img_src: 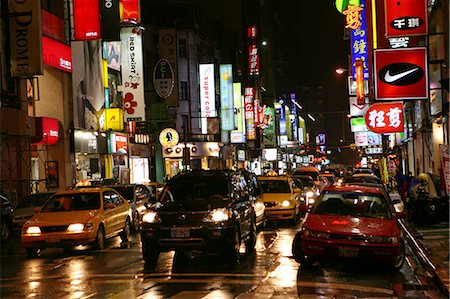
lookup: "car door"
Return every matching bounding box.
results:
[109,191,129,235]
[231,174,252,239]
[135,185,151,216]
[102,190,118,237]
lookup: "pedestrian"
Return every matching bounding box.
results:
[394,167,409,203]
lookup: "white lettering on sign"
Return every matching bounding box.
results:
[105,0,113,8]
[386,107,402,128]
[368,110,386,128]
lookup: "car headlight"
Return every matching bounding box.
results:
[67,223,85,233]
[26,226,41,234]
[142,211,161,223]
[202,208,232,223]
[302,229,330,239]
[306,191,314,198]
[281,200,291,207]
[370,236,398,244]
[308,198,315,205]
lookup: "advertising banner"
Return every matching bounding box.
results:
[100,0,120,41]
[350,0,369,80]
[385,0,427,37]
[262,107,276,147]
[374,47,428,100]
[73,0,101,40]
[199,64,216,134]
[72,40,104,130]
[244,87,256,140]
[365,102,404,134]
[9,0,43,77]
[121,27,145,121]
[350,117,368,132]
[106,42,121,71]
[219,64,235,131]
[42,36,72,72]
[354,131,382,147]
[231,83,245,143]
[121,0,140,22]
[102,108,124,131]
[158,29,178,107]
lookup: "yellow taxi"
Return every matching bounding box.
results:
[258,174,303,222]
[21,187,131,257]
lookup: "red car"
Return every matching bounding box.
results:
[292,185,406,270]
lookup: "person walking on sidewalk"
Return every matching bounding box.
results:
[395,167,410,204]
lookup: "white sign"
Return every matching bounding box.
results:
[349,97,369,117]
[365,147,383,154]
[121,27,145,122]
[199,64,216,134]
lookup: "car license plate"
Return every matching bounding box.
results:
[46,235,60,243]
[171,227,190,238]
[338,247,359,257]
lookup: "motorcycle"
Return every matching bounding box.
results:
[409,186,449,226]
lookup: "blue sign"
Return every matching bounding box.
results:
[290,93,297,140]
[279,98,286,135]
[351,0,369,80]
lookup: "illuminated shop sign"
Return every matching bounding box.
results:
[343,4,363,29]
[350,0,369,81]
[219,64,235,131]
[350,117,368,132]
[73,130,108,154]
[73,0,101,40]
[31,117,59,145]
[365,102,404,134]
[102,108,123,131]
[248,26,259,76]
[121,27,145,121]
[121,0,140,22]
[374,47,428,100]
[385,0,427,38]
[200,64,216,134]
[41,10,64,42]
[244,87,256,140]
[231,83,245,143]
[110,132,128,154]
[159,128,179,147]
[42,36,72,72]
[354,131,381,147]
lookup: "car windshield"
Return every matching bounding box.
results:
[298,178,314,187]
[109,186,133,201]
[16,193,54,208]
[294,171,318,180]
[40,193,101,212]
[312,192,391,219]
[345,176,382,184]
[260,180,291,193]
[160,177,230,204]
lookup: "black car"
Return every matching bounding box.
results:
[105,184,153,232]
[1,191,15,242]
[140,170,257,267]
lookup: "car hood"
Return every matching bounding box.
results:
[304,214,400,236]
[26,210,98,226]
[157,200,227,212]
[262,193,292,202]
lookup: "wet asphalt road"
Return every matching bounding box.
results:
[0,223,446,298]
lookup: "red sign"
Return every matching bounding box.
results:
[365,102,404,134]
[121,0,140,22]
[355,59,364,105]
[41,10,65,42]
[384,0,428,37]
[248,44,259,76]
[73,0,101,40]
[42,36,72,72]
[374,47,428,100]
[32,117,59,145]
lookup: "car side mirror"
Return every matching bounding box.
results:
[33,207,41,214]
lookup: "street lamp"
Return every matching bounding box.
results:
[335,67,347,75]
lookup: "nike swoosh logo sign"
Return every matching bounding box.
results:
[384,68,419,83]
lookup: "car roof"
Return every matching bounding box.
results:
[323,184,385,195]
[258,175,290,181]
[293,166,319,172]
[56,187,106,194]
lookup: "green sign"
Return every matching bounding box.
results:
[335,0,360,13]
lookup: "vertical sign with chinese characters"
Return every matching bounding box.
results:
[244,87,256,140]
[364,102,404,134]
[121,27,145,122]
[290,93,298,140]
[200,64,216,134]
[219,64,235,131]
[350,0,369,80]
[248,26,259,76]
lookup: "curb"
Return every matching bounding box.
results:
[400,219,449,297]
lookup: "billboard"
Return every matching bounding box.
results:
[365,102,404,134]
[42,36,72,72]
[231,83,245,143]
[384,0,427,37]
[199,64,216,134]
[121,27,145,122]
[219,64,235,131]
[244,87,256,140]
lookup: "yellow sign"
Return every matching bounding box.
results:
[343,4,363,29]
[103,108,124,131]
[159,128,179,147]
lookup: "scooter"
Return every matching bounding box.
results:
[409,186,437,226]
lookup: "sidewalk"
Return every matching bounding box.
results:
[392,192,450,297]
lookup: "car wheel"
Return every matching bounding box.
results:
[292,233,312,265]
[120,219,131,242]
[142,241,159,268]
[226,228,240,264]
[26,248,42,258]
[94,226,106,250]
[132,211,140,232]
[1,220,11,242]
[391,239,406,271]
[244,220,257,255]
